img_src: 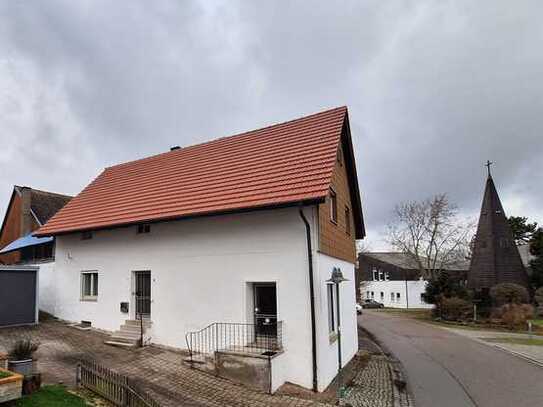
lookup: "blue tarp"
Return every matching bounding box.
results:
[0,234,53,254]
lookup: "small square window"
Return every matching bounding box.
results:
[391,292,395,302]
[81,231,93,240]
[137,224,151,234]
[329,189,338,224]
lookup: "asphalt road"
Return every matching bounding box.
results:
[359,310,543,407]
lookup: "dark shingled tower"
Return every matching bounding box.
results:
[468,164,528,290]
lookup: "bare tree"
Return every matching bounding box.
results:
[387,194,474,279]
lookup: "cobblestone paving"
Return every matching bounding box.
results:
[0,321,327,407]
[343,355,393,407]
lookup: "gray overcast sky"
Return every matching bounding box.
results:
[1,0,542,249]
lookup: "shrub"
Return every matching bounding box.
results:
[424,271,470,305]
[9,339,39,360]
[535,287,543,306]
[495,304,534,329]
[489,283,529,306]
[439,297,472,321]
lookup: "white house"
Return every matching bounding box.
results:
[35,106,366,393]
[357,252,468,309]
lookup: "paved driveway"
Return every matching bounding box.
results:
[0,321,324,407]
[359,311,543,407]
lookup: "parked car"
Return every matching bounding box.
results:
[356,303,363,315]
[362,299,384,309]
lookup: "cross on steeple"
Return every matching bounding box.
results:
[485,160,493,177]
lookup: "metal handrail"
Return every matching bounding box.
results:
[185,321,283,364]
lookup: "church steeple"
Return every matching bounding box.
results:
[468,165,528,290]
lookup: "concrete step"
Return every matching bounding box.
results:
[119,324,143,333]
[111,332,140,342]
[125,319,152,327]
[104,340,136,348]
[114,330,141,339]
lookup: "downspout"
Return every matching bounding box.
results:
[299,208,318,392]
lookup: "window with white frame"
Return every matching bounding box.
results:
[371,291,375,299]
[385,271,390,281]
[327,284,337,333]
[329,189,338,223]
[396,292,401,302]
[420,293,426,303]
[390,292,395,302]
[380,292,384,301]
[372,267,378,281]
[81,272,98,301]
[378,270,384,281]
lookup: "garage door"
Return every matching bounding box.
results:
[0,267,38,327]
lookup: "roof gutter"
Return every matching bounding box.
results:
[299,208,318,392]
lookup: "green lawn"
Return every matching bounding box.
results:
[530,319,543,328]
[11,385,88,407]
[483,337,543,346]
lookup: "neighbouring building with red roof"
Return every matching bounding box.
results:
[35,106,365,392]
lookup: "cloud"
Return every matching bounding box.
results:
[0,1,541,249]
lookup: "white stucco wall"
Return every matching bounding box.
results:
[315,253,358,391]
[362,279,432,309]
[51,206,354,391]
[30,261,56,315]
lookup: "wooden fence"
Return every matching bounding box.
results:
[77,359,161,407]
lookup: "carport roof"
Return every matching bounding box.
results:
[0,234,53,254]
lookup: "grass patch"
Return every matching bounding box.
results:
[377,308,432,320]
[530,319,543,328]
[0,370,13,379]
[11,385,89,406]
[483,337,543,346]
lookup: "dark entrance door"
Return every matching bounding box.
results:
[253,283,277,337]
[134,271,151,319]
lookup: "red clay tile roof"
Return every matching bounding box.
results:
[36,106,357,236]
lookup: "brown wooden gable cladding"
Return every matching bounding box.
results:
[317,133,358,264]
[0,192,22,264]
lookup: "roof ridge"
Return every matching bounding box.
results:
[106,106,347,170]
[15,185,73,199]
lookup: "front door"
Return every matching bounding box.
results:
[134,271,151,319]
[253,283,277,337]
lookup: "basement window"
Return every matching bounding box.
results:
[137,224,151,234]
[329,189,338,224]
[81,272,98,301]
[81,231,93,240]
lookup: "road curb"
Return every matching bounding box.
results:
[480,341,543,369]
[433,324,543,370]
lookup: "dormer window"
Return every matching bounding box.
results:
[137,224,151,234]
